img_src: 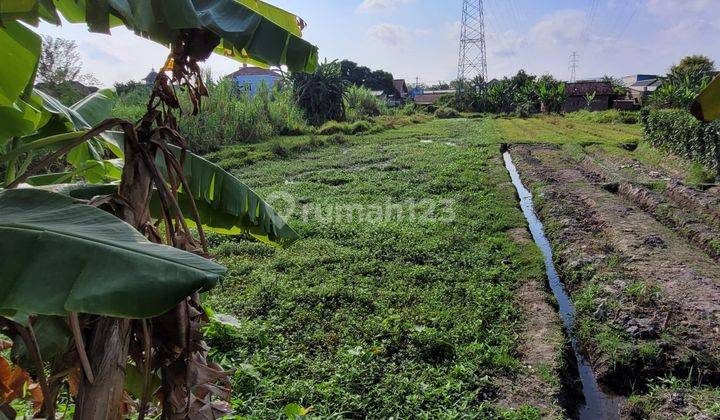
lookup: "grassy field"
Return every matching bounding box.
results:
[204,118,554,418]
[203,113,718,418]
[495,115,642,145]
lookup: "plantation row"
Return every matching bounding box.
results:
[642,108,720,175]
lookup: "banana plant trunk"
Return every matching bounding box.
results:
[75,131,154,419]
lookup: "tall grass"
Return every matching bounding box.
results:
[177,79,310,153]
[112,85,150,122]
[344,85,387,122]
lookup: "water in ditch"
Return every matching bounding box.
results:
[503,151,622,420]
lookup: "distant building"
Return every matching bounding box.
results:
[389,79,409,106]
[143,69,158,86]
[622,74,662,105]
[622,74,658,87]
[226,65,282,97]
[627,79,662,105]
[563,81,614,112]
[412,90,456,106]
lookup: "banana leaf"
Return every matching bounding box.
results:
[8,316,71,371]
[158,145,299,246]
[1,0,318,72]
[0,21,42,146]
[691,74,720,122]
[52,143,301,248]
[0,188,225,319]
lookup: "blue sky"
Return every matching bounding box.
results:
[37,0,720,87]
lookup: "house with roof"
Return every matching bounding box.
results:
[389,79,409,106]
[143,69,158,86]
[622,75,662,105]
[226,65,283,97]
[413,89,457,106]
[563,81,614,112]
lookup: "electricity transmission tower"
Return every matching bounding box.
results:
[457,0,488,82]
[569,51,579,83]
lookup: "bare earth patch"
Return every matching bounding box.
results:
[497,224,564,419]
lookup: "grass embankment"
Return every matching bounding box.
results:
[205,118,557,418]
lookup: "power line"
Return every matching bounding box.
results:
[582,0,599,44]
[616,1,640,40]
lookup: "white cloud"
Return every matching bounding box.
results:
[367,23,411,48]
[357,0,412,14]
[487,30,526,58]
[529,10,588,48]
[646,0,716,17]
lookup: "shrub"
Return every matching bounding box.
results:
[434,107,461,119]
[515,101,533,118]
[349,120,372,133]
[392,102,417,116]
[641,108,720,175]
[317,121,347,135]
[257,85,311,136]
[648,76,708,110]
[345,85,387,121]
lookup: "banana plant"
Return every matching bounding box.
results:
[692,74,720,122]
[584,91,597,110]
[0,1,318,418]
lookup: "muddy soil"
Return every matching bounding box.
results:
[497,201,565,418]
[508,144,720,418]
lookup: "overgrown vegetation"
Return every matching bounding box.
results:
[113,78,311,153]
[0,1,318,418]
[344,84,387,121]
[649,55,716,110]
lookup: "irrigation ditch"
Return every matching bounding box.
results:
[501,141,720,418]
[502,147,623,419]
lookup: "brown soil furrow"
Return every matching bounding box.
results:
[664,181,720,226]
[584,147,720,223]
[577,158,720,261]
[510,144,720,390]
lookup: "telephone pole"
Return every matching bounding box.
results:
[457,0,488,83]
[569,51,579,82]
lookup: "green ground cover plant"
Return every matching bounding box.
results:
[204,118,550,417]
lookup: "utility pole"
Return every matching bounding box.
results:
[457,0,488,83]
[569,51,579,83]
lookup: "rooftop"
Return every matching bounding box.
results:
[565,81,614,96]
[227,66,282,78]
